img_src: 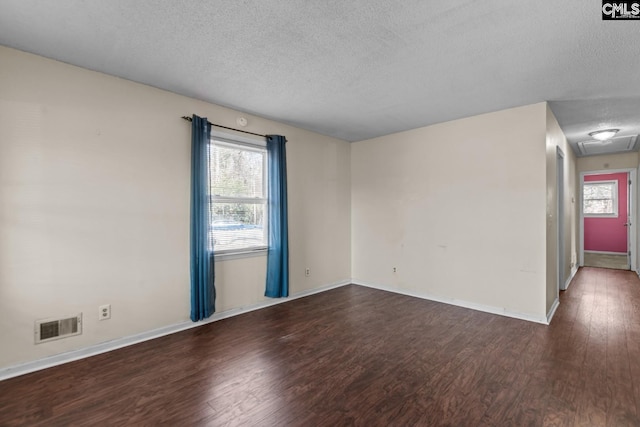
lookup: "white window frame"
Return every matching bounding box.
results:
[209,132,268,258]
[583,179,618,218]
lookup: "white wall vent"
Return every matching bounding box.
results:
[35,314,82,344]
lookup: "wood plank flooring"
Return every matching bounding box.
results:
[1,267,640,426]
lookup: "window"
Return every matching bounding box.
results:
[209,137,267,254]
[583,180,618,217]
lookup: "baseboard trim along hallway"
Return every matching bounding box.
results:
[564,266,578,291]
[546,298,560,324]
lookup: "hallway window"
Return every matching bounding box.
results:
[583,180,618,217]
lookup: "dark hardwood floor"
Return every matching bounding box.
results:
[1,267,640,426]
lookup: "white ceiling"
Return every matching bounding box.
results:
[0,0,639,154]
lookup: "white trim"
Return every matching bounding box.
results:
[210,129,265,147]
[352,280,549,325]
[546,297,560,324]
[0,279,351,381]
[556,146,565,300]
[214,248,267,261]
[563,265,578,291]
[631,169,637,272]
[584,250,628,255]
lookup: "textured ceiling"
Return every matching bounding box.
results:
[549,98,640,156]
[0,0,639,152]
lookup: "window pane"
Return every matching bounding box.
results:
[584,183,613,200]
[584,199,614,214]
[210,144,264,198]
[210,202,266,252]
[583,181,617,216]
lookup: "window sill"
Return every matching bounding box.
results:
[213,248,268,261]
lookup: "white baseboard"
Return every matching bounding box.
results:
[562,266,578,291]
[352,280,549,325]
[546,297,560,324]
[584,250,627,255]
[0,279,351,381]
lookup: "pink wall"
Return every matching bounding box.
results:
[584,172,628,253]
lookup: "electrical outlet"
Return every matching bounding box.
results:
[393,267,397,273]
[99,304,111,320]
[305,268,310,277]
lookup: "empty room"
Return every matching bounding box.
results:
[2,1,640,425]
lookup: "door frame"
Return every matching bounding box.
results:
[557,147,565,292]
[579,168,637,271]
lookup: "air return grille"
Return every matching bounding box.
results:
[35,314,82,344]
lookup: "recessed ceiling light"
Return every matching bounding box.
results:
[589,129,619,141]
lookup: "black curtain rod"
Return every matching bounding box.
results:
[182,116,266,138]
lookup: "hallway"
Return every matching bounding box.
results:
[549,267,640,426]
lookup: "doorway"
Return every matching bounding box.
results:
[580,169,636,270]
[557,148,566,291]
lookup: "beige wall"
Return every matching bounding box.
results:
[545,105,578,315]
[577,152,639,173]
[351,103,549,320]
[0,46,351,369]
